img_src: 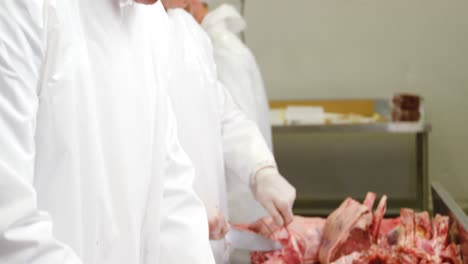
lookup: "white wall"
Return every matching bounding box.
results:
[209,0,241,10]
[240,1,468,203]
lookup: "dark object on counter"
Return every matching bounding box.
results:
[392,109,421,122]
[393,94,421,110]
[392,93,422,122]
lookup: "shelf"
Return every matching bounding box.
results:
[273,122,431,134]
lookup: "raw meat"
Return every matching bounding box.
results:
[372,195,388,243]
[324,206,460,264]
[415,212,433,255]
[350,245,399,264]
[244,192,463,264]
[415,212,432,241]
[380,218,401,246]
[318,193,381,263]
[331,252,362,264]
[398,209,416,248]
[440,243,462,264]
[363,192,377,210]
[239,216,325,264]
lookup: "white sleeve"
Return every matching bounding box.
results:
[159,97,215,264]
[0,2,81,263]
[214,46,258,124]
[218,81,276,184]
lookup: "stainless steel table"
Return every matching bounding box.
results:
[273,122,432,215]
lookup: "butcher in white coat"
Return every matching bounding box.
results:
[0,0,214,263]
[161,0,296,263]
[188,0,275,225]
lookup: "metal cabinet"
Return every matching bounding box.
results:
[273,122,431,216]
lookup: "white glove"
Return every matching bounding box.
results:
[208,209,230,240]
[251,167,296,227]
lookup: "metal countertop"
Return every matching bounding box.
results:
[273,122,431,134]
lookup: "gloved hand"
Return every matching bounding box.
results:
[208,209,230,240]
[251,167,296,227]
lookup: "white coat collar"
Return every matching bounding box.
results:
[201,4,246,35]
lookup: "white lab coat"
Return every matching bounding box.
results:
[165,9,276,264]
[202,4,272,149]
[202,4,271,224]
[0,1,214,263]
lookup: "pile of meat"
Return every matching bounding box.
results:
[239,192,463,264]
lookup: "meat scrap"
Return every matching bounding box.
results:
[239,216,325,264]
[398,209,416,248]
[331,252,362,264]
[372,195,388,243]
[440,243,463,264]
[319,193,382,263]
[380,218,401,246]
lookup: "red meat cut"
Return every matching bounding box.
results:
[238,216,325,264]
[319,193,384,263]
